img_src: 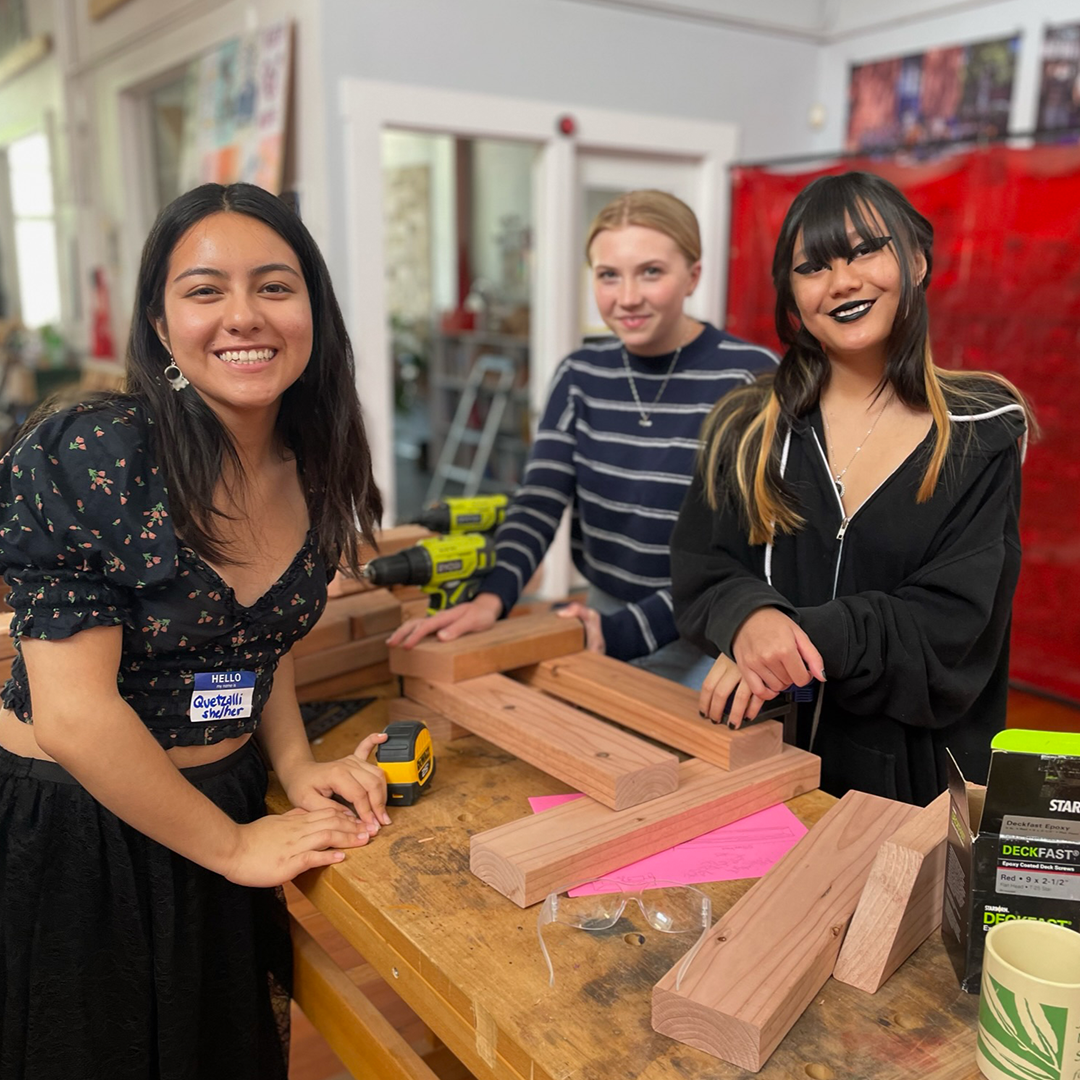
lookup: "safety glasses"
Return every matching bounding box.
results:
[537,879,711,988]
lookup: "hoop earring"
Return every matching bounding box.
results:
[163,357,189,392]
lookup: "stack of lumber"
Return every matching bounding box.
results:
[293,588,402,703]
[294,524,435,702]
[326,524,432,621]
[388,616,822,907]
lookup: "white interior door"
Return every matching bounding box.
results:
[339,80,737,596]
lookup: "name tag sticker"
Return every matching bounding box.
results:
[190,670,256,722]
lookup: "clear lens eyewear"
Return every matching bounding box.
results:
[537,879,711,989]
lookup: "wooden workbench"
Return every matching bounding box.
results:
[270,691,982,1080]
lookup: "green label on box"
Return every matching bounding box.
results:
[991,730,1080,757]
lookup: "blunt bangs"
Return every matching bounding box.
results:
[796,185,897,271]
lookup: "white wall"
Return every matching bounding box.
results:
[318,0,823,288]
[811,0,1080,153]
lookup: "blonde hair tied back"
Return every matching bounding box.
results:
[585,189,701,266]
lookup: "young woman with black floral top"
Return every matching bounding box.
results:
[0,184,385,1079]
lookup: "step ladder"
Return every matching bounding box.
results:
[424,354,519,505]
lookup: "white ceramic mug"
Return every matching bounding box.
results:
[977,920,1080,1080]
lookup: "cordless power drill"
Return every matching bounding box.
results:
[362,533,496,613]
[412,495,508,535]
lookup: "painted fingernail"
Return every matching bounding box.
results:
[710,717,719,725]
[698,710,707,718]
[727,721,736,730]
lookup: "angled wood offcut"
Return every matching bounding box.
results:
[514,652,783,771]
[389,612,584,682]
[652,790,919,1072]
[471,745,820,907]
[832,790,951,993]
[405,674,678,811]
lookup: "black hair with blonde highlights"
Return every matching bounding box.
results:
[700,171,1032,544]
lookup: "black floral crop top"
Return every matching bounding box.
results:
[0,401,329,748]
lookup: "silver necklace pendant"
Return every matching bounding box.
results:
[835,478,845,498]
[638,417,653,428]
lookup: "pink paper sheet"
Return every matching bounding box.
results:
[527,794,807,897]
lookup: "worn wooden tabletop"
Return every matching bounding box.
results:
[270,689,981,1080]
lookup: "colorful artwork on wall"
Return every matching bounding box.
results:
[178,21,292,195]
[846,35,1019,152]
[1037,23,1080,138]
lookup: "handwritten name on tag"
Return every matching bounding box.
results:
[190,671,256,722]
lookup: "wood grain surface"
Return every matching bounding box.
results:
[514,652,783,770]
[405,673,679,810]
[833,790,951,993]
[652,790,920,1071]
[389,613,583,682]
[269,697,983,1080]
[470,747,820,907]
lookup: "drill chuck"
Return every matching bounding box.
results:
[362,545,433,587]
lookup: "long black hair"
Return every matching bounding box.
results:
[700,171,1032,543]
[127,182,381,572]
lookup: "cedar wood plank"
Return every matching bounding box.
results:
[470,746,820,907]
[832,790,951,993]
[652,790,919,1072]
[294,636,389,687]
[514,652,782,771]
[405,673,678,811]
[389,613,583,682]
[389,696,470,741]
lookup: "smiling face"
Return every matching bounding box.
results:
[152,211,313,424]
[789,205,925,368]
[589,225,701,357]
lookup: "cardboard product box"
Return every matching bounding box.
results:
[942,730,1080,993]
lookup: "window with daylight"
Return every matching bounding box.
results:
[6,131,61,328]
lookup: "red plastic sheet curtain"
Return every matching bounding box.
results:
[726,147,1080,703]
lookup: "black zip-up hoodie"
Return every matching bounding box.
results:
[671,383,1026,805]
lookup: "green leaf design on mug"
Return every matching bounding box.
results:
[978,972,1067,1080]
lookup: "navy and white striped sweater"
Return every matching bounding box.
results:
[479,322,777,660]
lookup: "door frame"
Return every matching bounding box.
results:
[340,79,738,592]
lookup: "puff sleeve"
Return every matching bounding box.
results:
[0,403,178,643]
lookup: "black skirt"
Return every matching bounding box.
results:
[0,740,291,1080]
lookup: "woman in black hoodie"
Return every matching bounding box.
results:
[671,172,1034,804]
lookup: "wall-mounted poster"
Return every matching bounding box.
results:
[846,35,1019,152]
[178,21,292,194]
[1037,23,1080,137]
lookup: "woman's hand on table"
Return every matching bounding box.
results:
[555,602,605,653]
[731,607,825,700]
[225,806,374,887]
[281,731,392,834]
[699,653,768,729]
[387,592,503,649]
